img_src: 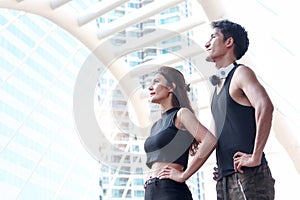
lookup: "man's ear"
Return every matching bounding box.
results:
[225,37,234,47]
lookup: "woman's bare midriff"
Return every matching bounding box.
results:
[147,162,184,178]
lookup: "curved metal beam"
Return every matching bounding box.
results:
[50,0,71,9]
[197,0,226,21]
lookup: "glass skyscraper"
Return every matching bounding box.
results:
[0,5,102,200]
[95,1,208,199]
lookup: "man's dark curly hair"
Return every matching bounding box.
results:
[212,19,249,60]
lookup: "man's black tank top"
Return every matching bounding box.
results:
[211,64,267,180]
[144,107,194,170]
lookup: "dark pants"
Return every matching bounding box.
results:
[144,177,193,200]
[216,164,275,200]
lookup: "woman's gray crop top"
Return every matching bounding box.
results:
[144,107,194,170]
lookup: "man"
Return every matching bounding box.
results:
[205,19,275,199]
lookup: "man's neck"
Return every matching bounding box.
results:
[215,61,235,69]
[214,55,236,69]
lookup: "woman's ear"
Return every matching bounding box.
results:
[167,83,176,92]
[172,83,176,90]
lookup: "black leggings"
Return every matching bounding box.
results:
[144,178,193,200]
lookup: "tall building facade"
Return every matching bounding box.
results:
[96,1,207,199]
[0,5,102,200]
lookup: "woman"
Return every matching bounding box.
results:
[144,66,217,200]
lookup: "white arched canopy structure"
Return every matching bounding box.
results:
[1,0,300,193]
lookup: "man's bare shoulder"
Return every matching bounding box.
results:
[235,64,256,77]
[230,64,259,106]
[233,64,259,86]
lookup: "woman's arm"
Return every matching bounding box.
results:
[158,108,217,182]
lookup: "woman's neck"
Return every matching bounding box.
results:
[160,104,174,114]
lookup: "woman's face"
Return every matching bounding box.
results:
[148,73,171,104]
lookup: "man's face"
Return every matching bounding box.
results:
[205,28,227,62]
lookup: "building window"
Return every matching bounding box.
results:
[112,189,124,197]
[159,16,180,25]
[134,190,145,197]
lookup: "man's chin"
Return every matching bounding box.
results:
[206,56,214,62]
